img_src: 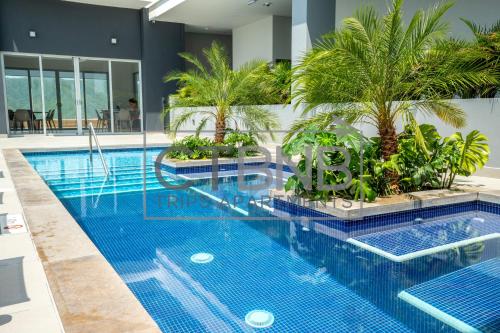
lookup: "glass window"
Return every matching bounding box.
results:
[5,69,30,111]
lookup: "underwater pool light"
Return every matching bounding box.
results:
[245,310,275,328]
[472,217,485,223]
[190,252,214,264]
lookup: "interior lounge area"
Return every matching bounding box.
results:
[2,53,142,135]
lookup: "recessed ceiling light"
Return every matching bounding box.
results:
[263,2,272,7]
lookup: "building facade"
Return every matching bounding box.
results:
[1,0,499,136]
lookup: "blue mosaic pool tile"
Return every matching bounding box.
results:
[25,148,498,333]
[160,161,292,175]
[349,211,500,258]
[399,257,500,332]
[271,197,500,229]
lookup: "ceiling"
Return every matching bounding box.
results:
[149,0,292,34]
[62,0,154,10]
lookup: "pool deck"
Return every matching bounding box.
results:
[1,133,500,332]
[0,149,63,333]
[1,142,162,333]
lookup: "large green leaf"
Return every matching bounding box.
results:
[450,130,490,175]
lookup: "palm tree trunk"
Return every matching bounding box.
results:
[378,121,400,193]
[214,114,226,144]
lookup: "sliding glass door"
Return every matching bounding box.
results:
[111,61,142,132]
[3,55,44,134]
[78,59,111,132]
[2,53,142,135]
[41,57,77,133]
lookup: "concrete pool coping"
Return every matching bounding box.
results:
[3,149,161,333]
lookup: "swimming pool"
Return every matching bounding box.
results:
[25,148,499,332]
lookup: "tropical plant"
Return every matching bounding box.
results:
[386,125,489,190]
[283,127,383,202]
[460,18,500,97]
[288,0,496,186]
[165,131,260,160]
[166,135,213,160]
[442,130,490,188]
[164,41,279,143]
[268,60,292,104]
[283,124,489,201]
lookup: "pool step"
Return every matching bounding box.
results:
[45,170,159,186]
[49,176,180,194]
[48,174,159,190]
[37,164,156,179]
[53,181,168,198]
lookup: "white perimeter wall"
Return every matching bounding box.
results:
[335,0,500,40]
[170,98,500,170]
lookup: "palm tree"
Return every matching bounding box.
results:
[164,42,279,143]
[460,18,500,97]
[288,0,496,163]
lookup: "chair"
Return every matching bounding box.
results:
[46,109,56,131]
[8,109,14,130]
[13,110,32,132]
[101,110,111,132]
[115,109,131,132]
[95,110,106,132]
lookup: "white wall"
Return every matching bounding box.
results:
[233,16,274,68]
[335,0,500,39]
[351,98,500,170]
[232,15,291,69]
[170,99,500,170]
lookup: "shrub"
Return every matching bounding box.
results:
[283,125,489,202]
[165,131,260,160]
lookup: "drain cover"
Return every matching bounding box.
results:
[245,310,274,328]
[190,253,214,264]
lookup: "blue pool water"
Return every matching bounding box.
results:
[25,148,499,332]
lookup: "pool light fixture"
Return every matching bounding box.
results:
[190,252,214,264]
[414,217,424,223]
[472,217,485,223]
[245,310,275,328]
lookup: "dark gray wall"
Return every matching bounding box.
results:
[307,0,336,43]
[185,32,232,69]
[140,10,185,132]
[0,0,185,134]
[0,65,6,135]
[292,0,336,44]
[0,0,141,59]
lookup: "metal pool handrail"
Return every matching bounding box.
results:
[88,122,110,177]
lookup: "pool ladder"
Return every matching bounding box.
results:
[88,123,110,177]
